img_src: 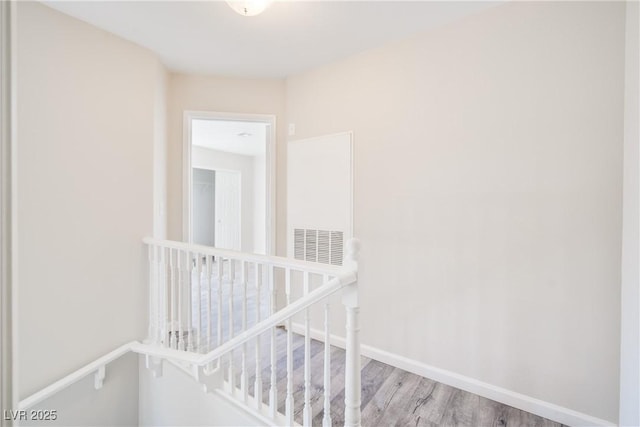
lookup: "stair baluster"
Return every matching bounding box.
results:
[160,247,168,347]
[303,271,312,426]
[228,259,235,390]
[323,273,332,427]
[169,248,177,349]
[186,249,194,352]
[268,264,277,418]
[177,250,184,350]
[205,254,212,353]
[254,262,263,410]
[241,260,249,403]
[285,267,294,425]
[195,253,202,352]
[216,256,223,367]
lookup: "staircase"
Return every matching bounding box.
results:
[18,238,362,427]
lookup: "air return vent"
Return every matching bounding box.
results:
[294,229,344,266]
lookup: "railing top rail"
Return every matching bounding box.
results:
[143,237,348,276]
[18,343,134,410]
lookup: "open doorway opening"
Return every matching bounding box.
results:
[184,112,275,255]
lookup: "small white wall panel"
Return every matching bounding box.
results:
[287,132,353,261]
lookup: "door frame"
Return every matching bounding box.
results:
[183,110,276,256]
[1,0,17,416]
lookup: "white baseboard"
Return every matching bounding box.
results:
[290,323,615,427]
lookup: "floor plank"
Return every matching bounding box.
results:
[361,367,423,425]
[440,388,480,427]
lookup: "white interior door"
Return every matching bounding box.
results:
[214,170,241,251]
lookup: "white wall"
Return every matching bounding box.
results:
[167,74,286,256]
[138,357,265,426]
[21,354,139,427]
[620,1,640,425]
[192,145,255,252]
[154,63,169,240]
[17,1,160,404]
[286,1,624,423]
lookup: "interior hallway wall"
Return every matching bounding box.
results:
[154,60,169,240]
[286,1,624,423]
[16,4,161,421]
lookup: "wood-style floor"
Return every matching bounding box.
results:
[189,263,564,426]
[227,330,565,427]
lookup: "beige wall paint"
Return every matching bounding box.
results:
[167,74,286,255]
[154,62,169,240]
[286,1,624,422]
[17,2,160,406]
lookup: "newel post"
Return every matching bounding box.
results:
[342,238,361,427]
[147,244,160,345]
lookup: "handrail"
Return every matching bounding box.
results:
[18,271,357,411]
[142,237,346,276]
[18,343,134,410]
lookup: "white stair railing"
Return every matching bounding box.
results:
[143,237,361,427]
[18,238,361,427]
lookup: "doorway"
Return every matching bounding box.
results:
[184,112,275,255]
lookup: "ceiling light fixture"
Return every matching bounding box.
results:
[226,0,273,17]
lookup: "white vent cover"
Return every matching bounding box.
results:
[294,229,344,266]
